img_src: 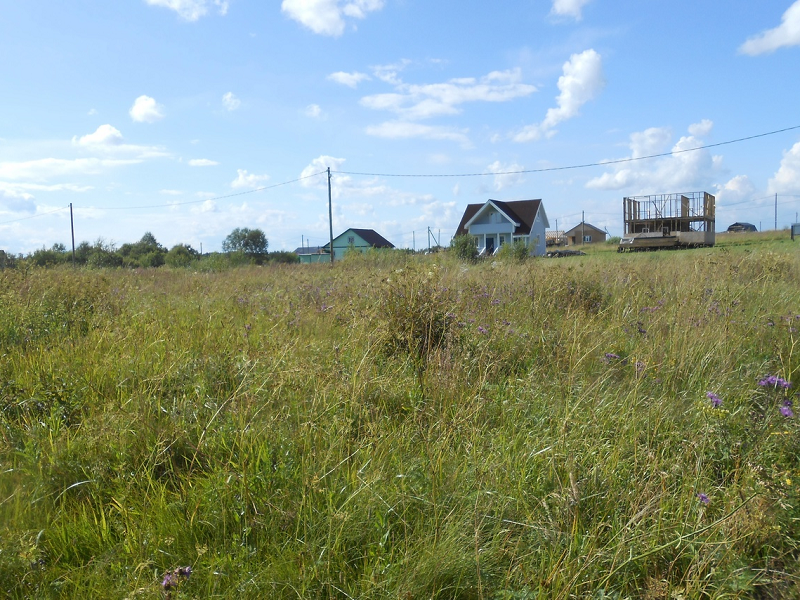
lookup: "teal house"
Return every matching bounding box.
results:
[297,228,395,263]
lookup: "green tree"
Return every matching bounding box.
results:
[165,244,199,268]
[222,228,269,263]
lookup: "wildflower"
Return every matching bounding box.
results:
[477,325,488,335]
[697,492,710,504]
[759,375,790,388]
[605,352,620,360]
[491,299,501,306]
[780,400,794,418]
[706,392,722,408]
[162,573,176,591]
[635,361,646,375]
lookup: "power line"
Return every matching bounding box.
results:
[334,124,800,178]
[0,206,70,226]
[98,170,328,211]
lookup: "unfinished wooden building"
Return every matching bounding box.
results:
[618,191,715,251]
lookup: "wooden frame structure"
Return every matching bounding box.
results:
[619,191,715,251]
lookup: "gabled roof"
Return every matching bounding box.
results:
[564,222,606,237]
[456,199,547,236]
[323,228,395,250]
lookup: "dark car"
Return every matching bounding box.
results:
[727,222,757,233]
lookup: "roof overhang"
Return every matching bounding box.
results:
[463,200,520,229]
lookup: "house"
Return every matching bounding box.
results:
[726,222,757,233]
[564,222,607,245]
[321,228,395,261]
[454,199,549,256]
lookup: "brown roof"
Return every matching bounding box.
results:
[455,199,544,237]
[564,222,606,237]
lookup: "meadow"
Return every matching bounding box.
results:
[1,233,799,599]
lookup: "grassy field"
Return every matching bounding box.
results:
[1,234,799,598]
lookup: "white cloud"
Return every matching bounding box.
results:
[188,158,219,167]
[739,1,800,55]
[75,124,124,147]
[144,0,229,21]
[222,92,240,111]
[487,160,525,191]
[0,187,36,214]
[586,122,723,193]
[191,199,219,213]
[688,119,714,137]
[328,71,371,88]
[300,155,347,187]
[360,68,536,122]
[715,175,756,205]
[72,124,170,159]
[231,169,270,189]
[768,141,800,194]
[365,121,471,146]
[305,104,324,118]
[88,108,98,116]
[160,189,184,195]
[130,95,165,123]
[514,49,604,142]
[281,0,384,36]
[550,0,592,21]
[0,158,141,182]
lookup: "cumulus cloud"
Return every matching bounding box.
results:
[768,141,800,194]
[300,155,347,187]
[282,0,384,36]
[72,124,169,159]
[304,104,324,118]
[514,49,604,142]
[188,159,219,167]
[688,119,713,137]
[222,92,240,111]
[231,169,270,189]
[550,0,592,20]
[715,174,756,204]
[486,161,526,191]
[130,95,165,123]
[586,121,723,193]
[0,188,37,214]
[739,1,800,55]
[327,71,371,88]
[0,158,141,182]
[144,0,229,21]
[365,121,471,146]
[361,68,536,121]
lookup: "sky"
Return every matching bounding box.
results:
[1,0,800,254]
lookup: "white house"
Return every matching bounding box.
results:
[454,199,550,256]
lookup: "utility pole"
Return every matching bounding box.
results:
[427,227,431,253]
[328,167,334,264]
[69,202,76,266]
[775,193,778,230]
[581,211,585,245]
[412,231,415,252]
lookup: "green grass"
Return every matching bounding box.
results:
[1,240,800,598]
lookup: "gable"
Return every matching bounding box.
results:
[456,199,545,236]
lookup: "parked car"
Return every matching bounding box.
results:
[726,222,757,233]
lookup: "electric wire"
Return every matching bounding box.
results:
[334,124,800,178]
[0,206,70,226]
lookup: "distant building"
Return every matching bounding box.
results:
[564,222,607,245]
[546,230,566,246]
[726,222,757,233]
[455,199,549,256]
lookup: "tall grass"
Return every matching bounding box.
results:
[1,245,799,598]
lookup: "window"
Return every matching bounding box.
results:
[583,235,592,243]
[347,236,355,245]
[499,235,506,245]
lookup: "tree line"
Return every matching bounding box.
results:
[0,228,299,269]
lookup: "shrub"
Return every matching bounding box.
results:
[450,234,478,262]
[495,240,529,262]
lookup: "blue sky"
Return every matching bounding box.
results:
[2,0,800,254]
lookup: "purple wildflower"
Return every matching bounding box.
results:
[759,375,791,388]
[780,401,794,418]
[162,573,176,591]
[706,392,722,408]
[605,353,620,360]
[697,492,710,504]
[477,325,488,335]
[635,361,646,375]
[491,299,501,306]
